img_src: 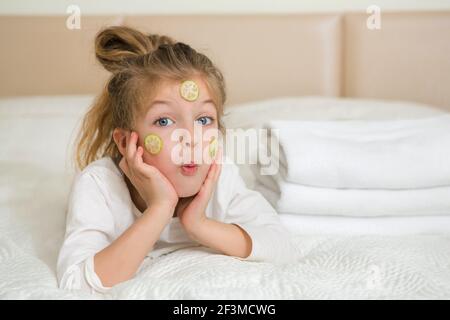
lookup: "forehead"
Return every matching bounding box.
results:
[154,77,211,101]
[145,77,216,112]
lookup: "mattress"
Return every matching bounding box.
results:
[1,95,449,299]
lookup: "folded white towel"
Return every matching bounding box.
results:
[261,114,450,189]
[278,213,450,235]
[255,174,450,217]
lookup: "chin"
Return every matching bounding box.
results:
[177,189,198,198]
[174,181,202,198]
[168,166,209,198]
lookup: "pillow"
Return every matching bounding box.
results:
[0,95,93,174]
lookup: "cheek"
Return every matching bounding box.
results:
[140,129,174,160]
[142,139,177,167]
[198,163,211,180]
[141,128,219,166]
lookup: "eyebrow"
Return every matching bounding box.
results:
[148,99,215,110]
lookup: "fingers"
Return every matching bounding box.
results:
[208,146,223,182]
[133,145,144,169]
[125,131,142,174]
[128,131,142,168]
[126,131,138,162]
[214,160,222,181]
[119,131,139,179]
[204,161,217,185]
[213,147,222,181]
[215,144,223,163]
[135,146,144,165]
[122,131,159,180]
[199,153,222,199]
[205,146,221,184]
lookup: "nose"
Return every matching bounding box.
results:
[180,135,198,147]
[180,124,201,148]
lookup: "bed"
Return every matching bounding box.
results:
[1,12,450,300]
[0,95,449,299]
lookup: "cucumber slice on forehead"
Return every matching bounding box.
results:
[180,80,199,102]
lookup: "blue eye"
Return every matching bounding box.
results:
[196,116,213,126]
[154,117,174,127]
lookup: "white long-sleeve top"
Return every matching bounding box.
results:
[57,155,297,295]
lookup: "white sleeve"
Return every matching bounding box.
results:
[56,171,115,294]
[59,256,111,294]
[223,162,299,264]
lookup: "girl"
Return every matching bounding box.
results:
[57,26,296,294]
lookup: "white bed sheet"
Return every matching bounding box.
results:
[1,95,449,299]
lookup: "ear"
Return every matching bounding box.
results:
[112,128,129,157]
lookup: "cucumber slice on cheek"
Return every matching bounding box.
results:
[144,133,163,155]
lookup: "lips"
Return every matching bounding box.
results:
[180,163,198,176]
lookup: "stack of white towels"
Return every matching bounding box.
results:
[254,114,450,235]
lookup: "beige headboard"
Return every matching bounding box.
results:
[0,12,449,110]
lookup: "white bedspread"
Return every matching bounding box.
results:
[1,232,450,299]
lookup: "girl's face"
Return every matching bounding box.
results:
[134,76,219,198]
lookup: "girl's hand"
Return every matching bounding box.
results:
[119,131,179,213]
[178,147,222,234]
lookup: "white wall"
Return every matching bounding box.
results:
[1,0,450,15]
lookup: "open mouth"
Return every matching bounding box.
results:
[180,163,199,175]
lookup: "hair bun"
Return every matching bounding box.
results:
[95,26,176,73]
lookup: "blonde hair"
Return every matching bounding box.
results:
[74,26,227,171]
